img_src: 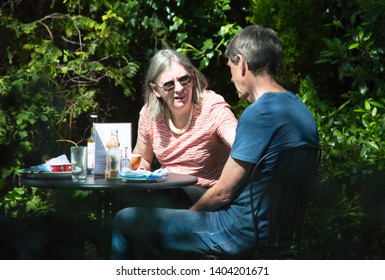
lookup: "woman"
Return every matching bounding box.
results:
[133,49,237,202]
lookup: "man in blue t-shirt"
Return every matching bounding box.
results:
[110,25,319,259]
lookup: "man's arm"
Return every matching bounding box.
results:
[190,157,253,211]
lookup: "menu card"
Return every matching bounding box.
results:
[94,123,132,175]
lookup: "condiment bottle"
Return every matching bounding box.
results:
[121,146,131,173]
[105,129,121,179]
[86,112,97,174]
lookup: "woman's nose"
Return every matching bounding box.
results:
[174,80,184,91]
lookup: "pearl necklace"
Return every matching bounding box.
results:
[165,107,194,135]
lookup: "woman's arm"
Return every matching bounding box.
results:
[221,127,236,148]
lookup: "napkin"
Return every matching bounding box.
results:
[119,169,166,179]
[30,154,70,172]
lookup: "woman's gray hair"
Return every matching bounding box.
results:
[143,49,208,121]
[224,25,282,76]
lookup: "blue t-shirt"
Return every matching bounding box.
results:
[228,92,319,244]
[231,92,319,164]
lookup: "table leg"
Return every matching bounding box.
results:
[94,189,114,259]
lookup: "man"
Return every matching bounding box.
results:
[110,25,319,259]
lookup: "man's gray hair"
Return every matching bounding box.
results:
[224,25,282,76]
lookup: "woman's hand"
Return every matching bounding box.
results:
[132,138,154,170]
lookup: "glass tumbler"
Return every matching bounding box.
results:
[70,146,87,182]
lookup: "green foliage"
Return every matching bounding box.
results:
[298,78,385,258]
[179,23,242,70]
[317,0,385,98]
[246,0,326,88]
[0,187,54,217]
[0,0,245,216]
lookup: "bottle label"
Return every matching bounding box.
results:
[87,142,95,173]
[105,129,121,179]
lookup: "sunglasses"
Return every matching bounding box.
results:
[150,74,192,91]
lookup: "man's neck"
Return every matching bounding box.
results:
[252,75,287,101]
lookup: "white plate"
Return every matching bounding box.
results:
[19,169,71,179]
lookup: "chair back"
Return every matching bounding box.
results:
[250,145,321,258]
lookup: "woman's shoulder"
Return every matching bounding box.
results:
[138,104,153,125]
[139,103,150,115]
[198,90,233,122]
[201,90,227,105]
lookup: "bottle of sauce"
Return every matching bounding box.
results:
[86,112,97,175]
[105,129,121,179]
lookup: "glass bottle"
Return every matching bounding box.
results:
[121,146,131,173]
[86,112,97,175]
[105,129,121,179]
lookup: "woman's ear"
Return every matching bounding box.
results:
[149,82,162,98]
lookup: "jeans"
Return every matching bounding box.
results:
[110,203,256,259]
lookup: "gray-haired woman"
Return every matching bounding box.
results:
[132,49,237,203]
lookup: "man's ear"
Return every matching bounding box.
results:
[237,54,247,77]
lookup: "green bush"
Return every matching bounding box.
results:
[296,0,385,259]
[0,0,244,216]
[297,77,385,259]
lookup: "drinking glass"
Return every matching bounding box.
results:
[70,146,87,182]
[131,154,141,170]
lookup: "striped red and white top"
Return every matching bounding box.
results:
[138,90,237,187]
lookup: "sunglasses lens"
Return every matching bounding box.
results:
[179,75,191,85]
[159,75,191,91]
[162,82,174,91]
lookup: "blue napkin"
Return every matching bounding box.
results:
[147,169,167,179]
[29,164,50,173]
[119,169,166,179]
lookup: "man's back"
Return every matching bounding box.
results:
[231,92,319,164]
[229,91,319,251]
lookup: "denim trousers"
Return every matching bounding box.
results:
[110,203,256,259]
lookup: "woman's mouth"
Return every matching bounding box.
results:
[174,94,186,101]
